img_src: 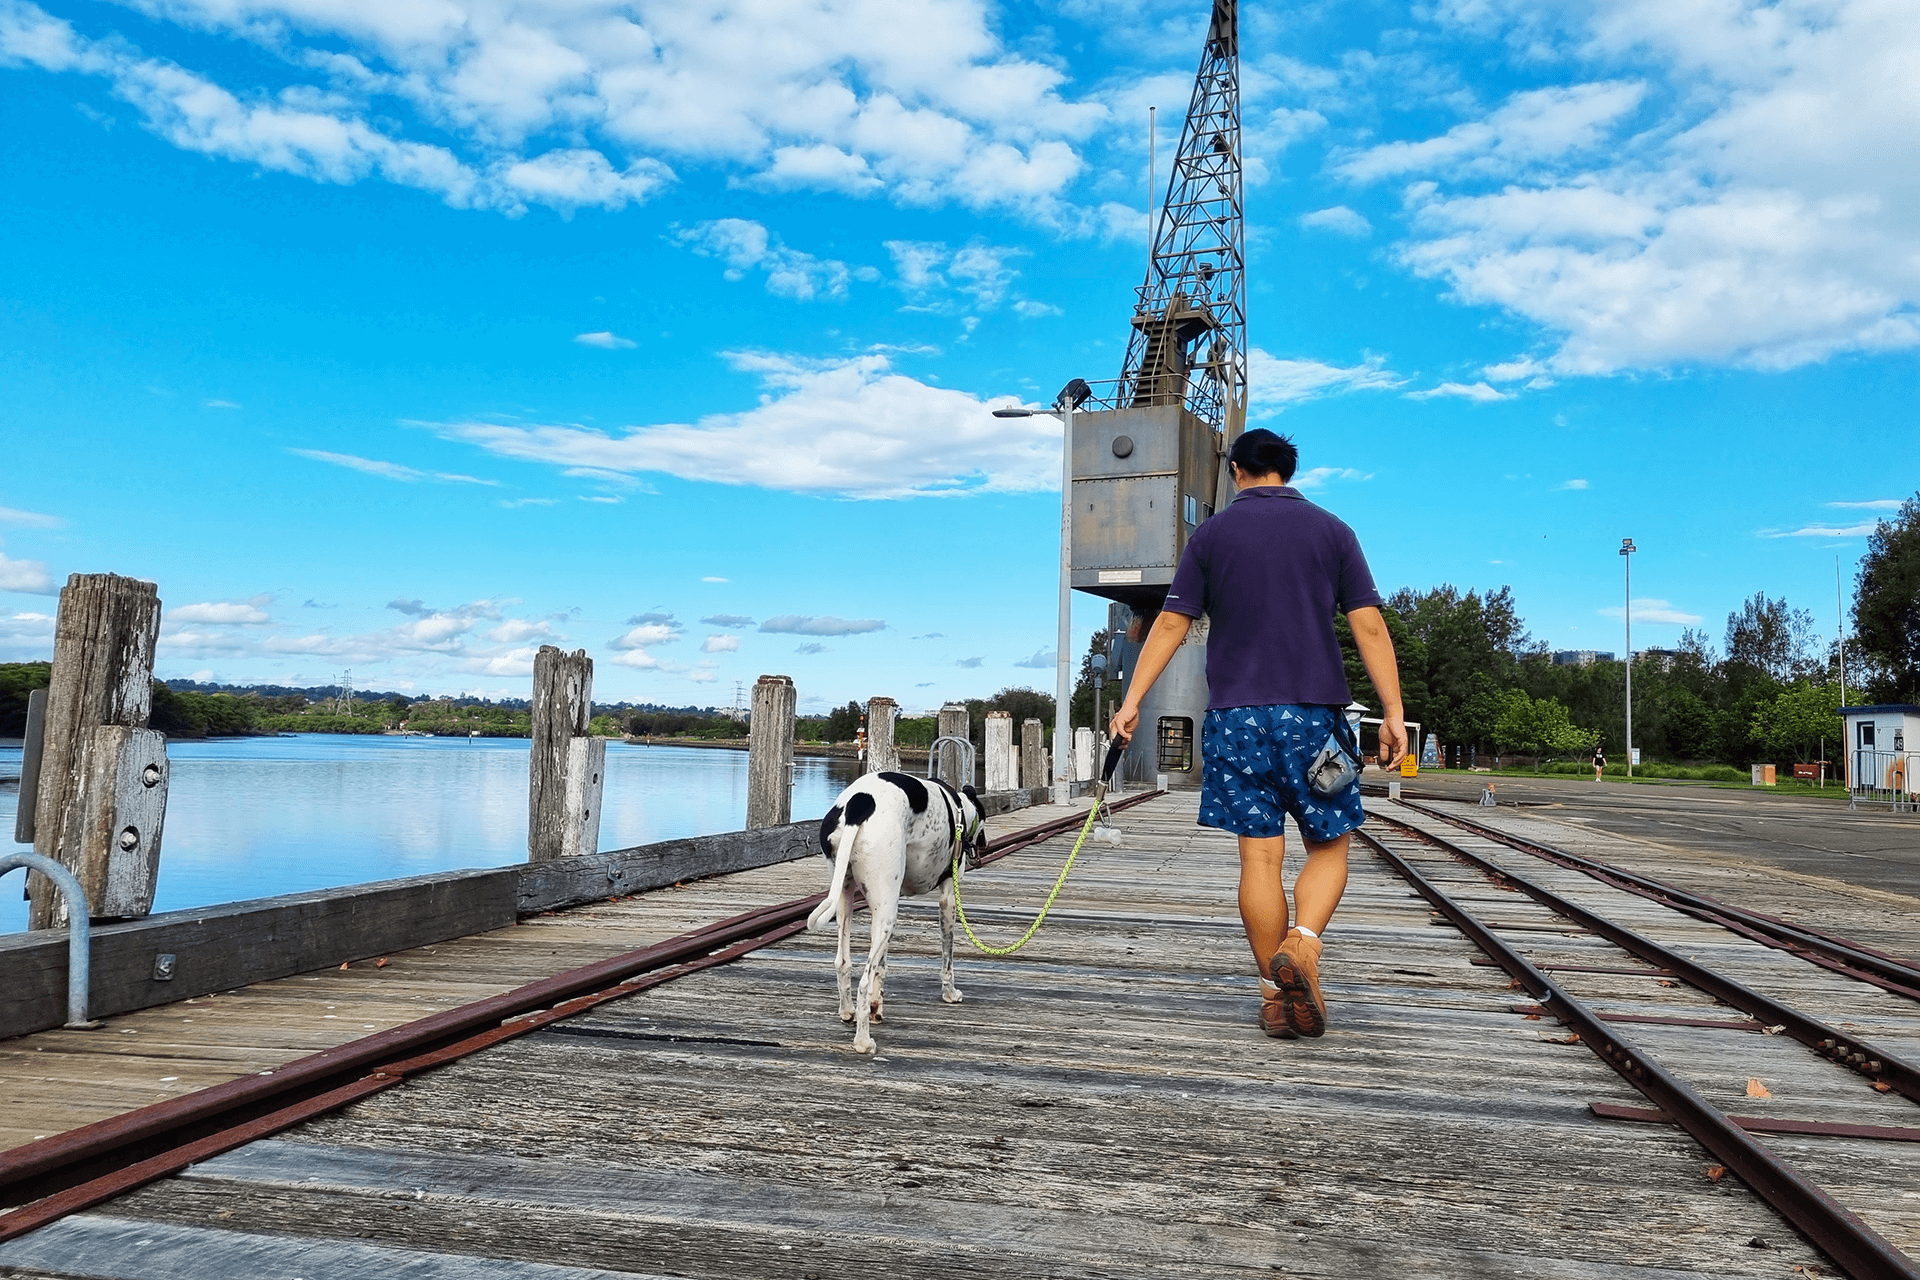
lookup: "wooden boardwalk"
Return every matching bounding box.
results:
[4,792,1918,1277]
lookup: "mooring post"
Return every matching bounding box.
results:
[1073,726,1095,783]
[936,703,969,785]
[747,675,797,829]
[29,573,167,930]
[1020,719,1046,796]
[864,696,899,775]
[528,646,605,862]
[984,711,1014,791]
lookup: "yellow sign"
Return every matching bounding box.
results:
[1400,753,1418,778]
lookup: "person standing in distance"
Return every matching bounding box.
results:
[1109,428,1406,1039]
[1591,745,1606,782]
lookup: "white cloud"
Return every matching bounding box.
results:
[0,551,55,594]
[1012,299,1061,318]
[1350,3,1920,373]
[1011,647,1054,669]
[574,331,636,350]
[794,642,830,655]
[486,618,554,643]
[1293,467,1372,490]
[430,351,1067,499]
[0,608,55,660]
[168,601,272,625]
[0,506,61,528]
[1405,381,1510,403]
[289,448,497,484]
[1556,479,1590,491]
[1827,499,1903,511]
[676,220,874,301]
[1299,205,1371,237]
[701,634,739,653]
[885,239,1026,309]
[499,497,558,508]
[701,576,728,583]
[954,656,984,668]
[701,614,754,628]
[1,0,1106,216]
[759,615,885,636]
[1598,598,1701,625]
[203,399,240,409]
[1757,522,1879,539]
[609,621,681,649]
[1246,349,1403,418]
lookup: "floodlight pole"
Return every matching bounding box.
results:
[1620,537,1636,777]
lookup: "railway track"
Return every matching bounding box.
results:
[1364,803,1920,1280]
[0,789,1161,1246]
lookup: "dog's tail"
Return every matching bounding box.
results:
[806,818,858,932]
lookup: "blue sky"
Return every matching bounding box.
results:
[2,0,1914,713]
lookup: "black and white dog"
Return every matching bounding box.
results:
[807,771,989,1055]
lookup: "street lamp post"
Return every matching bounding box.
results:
[994,379,1089,804]
[1619,537,1636,778]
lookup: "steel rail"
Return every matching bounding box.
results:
[1367,813,1920,1105]
[1388,796,1920,1000]
[0,790,1167,1228]
[1358,828,1919,1280]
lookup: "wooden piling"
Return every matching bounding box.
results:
[1074,726,1095,782]
[984,711,1014,791]
[29,573,164,929]
[747,675,797,829]
[864,697,899,775]
[1020,718,1046,796]
[936,703,969,784]
[528,647,605,863]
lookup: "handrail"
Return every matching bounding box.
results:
[1,853,98,1029]
[926,735,976,788]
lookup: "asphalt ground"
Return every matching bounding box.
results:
[1392,770,1920,900]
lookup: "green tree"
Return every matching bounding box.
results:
[1853,492,1920,703]
[0,662,52,737]
[1750,682,1845,765]
[1492,690,1598,757]
[1334,604,1430,728]
[1725,591,1818,687]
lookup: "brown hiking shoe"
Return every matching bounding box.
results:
[1271,931,1327,1037]
[1259,985,1297,1039]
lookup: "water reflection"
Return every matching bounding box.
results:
[0,735,860,935]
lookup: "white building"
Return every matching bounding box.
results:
[1840,703,1920,806]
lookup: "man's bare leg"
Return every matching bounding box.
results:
[1291,834,1351,935]
[1236,833,1289,980]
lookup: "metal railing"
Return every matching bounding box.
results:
[927,735,976,789]
[1849,749,1919,813]
[1,853,98,1028]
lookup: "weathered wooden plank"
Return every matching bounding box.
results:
[61,724,169,918]
[0,868,516,1040]
[1019,718,1045,797]
[515,820,818,912]
[984,710,1013,791]
[11,687,47,843]
[30,572,163,929]
[746,675,796,829]
[0,1215,668,1279]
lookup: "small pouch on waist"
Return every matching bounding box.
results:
[1306,718,1365,798]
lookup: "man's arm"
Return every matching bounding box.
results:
[1108,610,1193,744]
[1348,605,1407,768]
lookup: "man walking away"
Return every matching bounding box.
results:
[1110,429,1405,1039]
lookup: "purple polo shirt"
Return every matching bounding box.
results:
[1162,485,1383,710]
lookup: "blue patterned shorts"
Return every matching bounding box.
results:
[1199,704,1367,843]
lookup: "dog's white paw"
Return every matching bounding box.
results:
[942,988,965,1004]
[839,1008,856,1023]
[852,1035,876,1055]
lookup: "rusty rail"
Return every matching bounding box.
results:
[1359,827,1919,1280]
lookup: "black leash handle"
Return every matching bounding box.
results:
[1101,738,1126,785]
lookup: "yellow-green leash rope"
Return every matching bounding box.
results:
[949,783,1108,957]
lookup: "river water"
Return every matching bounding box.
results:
[0,735,860,936]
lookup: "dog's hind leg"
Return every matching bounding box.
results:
[835,886,856,1023]
[940,879,964,1004]
[852,883,899,1055]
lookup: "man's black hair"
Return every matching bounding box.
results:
[1227,428,1298,483]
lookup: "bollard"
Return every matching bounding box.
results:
[984,711,1014,791]
[1020,719,1046,796]
[936,703,969,785]
[30,573,167,930]
[865,696,899,775]
[747,675,797,828]
[529,646,605,862]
